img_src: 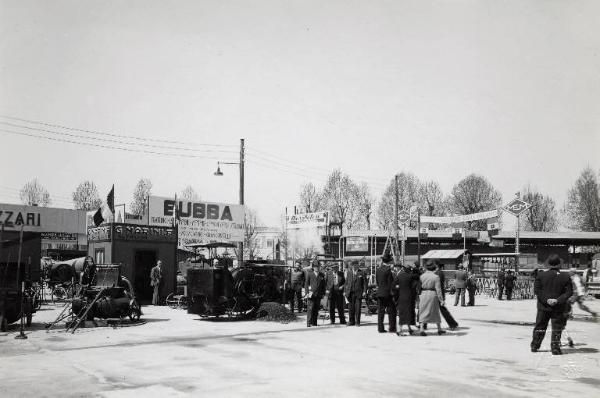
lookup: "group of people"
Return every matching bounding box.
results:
[287,254,467,336]
[496,269,517,300]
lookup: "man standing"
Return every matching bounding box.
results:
[505,270,517,300]
[466,272,478,306]
[435,263,446,301]
[305,260,325,327]
[454,265,467,307]
[325,265,346,324]
[375,253,396,333]
[289,261,305,313]
[497,268,506,300]
[344,260,366,326]
[150,260,163,306]
[531,254,573,355]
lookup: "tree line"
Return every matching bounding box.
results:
[297,167,600,233]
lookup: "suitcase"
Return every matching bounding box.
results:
[440,304,458,329]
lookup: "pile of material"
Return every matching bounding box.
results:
[256,302,297,323]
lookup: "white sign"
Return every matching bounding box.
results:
[0,203,86,234]
[503,198,531,217]
[286,211,329,229]
[420,209,500,224]
[148,196,245,246]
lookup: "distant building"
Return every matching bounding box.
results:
[251,227,282,260]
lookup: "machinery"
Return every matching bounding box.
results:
[187,261,288,318]
[0,262,37,331]
[47,264,141,333]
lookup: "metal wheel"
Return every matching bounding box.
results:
[52,285,67,302]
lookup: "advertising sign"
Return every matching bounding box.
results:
[0,203,86,234]
[345,236,368,252]
[420,209,500,224]
[286,211,329,230]
[148,196,245,246]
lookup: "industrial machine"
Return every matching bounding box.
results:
[0,262,37,331]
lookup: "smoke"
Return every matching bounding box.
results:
[288,227,324,258]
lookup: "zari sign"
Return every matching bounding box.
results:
[0,203,86,234]
[286,211,329,229]
[148,196,245,246]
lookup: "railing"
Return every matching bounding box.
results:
[474,276,536,300]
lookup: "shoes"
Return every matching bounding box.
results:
[347,323,355,327]
[356,324,361,327]
[340,321,347,325]
[568,338,575,348]
[307,324,311,328]
[551,348,563,355]
[408,329,415,335]
[437,330,446,335]
[378,330,387,333]
[530,344,539,353]
[420,331,427,336]
[388,330,397,333]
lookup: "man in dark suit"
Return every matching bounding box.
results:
[325,265,346,324]
[305,260,325,327]
[435,263,446,300]
[376,253,396,333]
[286,261,306,313]
[454,264,468,306]
[531,254,573,355]
[505,270,516,300]
[497,269,506,300]
[344,260,367,326]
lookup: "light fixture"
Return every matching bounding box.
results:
[214,163,223,176]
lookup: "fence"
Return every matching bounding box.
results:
[475,276,535,300]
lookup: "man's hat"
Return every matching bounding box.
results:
[381,252,393,264]
[311,260,320,268]
[548,254,562,267]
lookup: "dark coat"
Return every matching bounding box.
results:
[325,270,345,293]
[305,270,325,299]
[393,270,418,324]
[290,269,305,291]
[505,274,516,289]
[497,271,506,287]
[375,264,394,297]
[454,270,468,289]
[534,267,573,312]
[344,269,366,298]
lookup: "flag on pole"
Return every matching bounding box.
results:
[487,217,500,236]
[93,207,104,227]
[107,185,115,213]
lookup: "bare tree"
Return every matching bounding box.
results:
[298,182,323,213]
[355,182,373,230]
[419,180,446,217]
[180,185,199,201]
[244,208,260,260]
[321,169,361,233]
[20,178,51,206]
[376,172,421,230]
[564,167,600,231]
[448,174,502,230]
[130,178,153,216]
[72,181,102,210]
[521,185,558,232]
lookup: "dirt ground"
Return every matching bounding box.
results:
[1,296,599,398]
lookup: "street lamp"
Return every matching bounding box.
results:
[213,138,245,266]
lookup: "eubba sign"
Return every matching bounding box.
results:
[148,196,245,246]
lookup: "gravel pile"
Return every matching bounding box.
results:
[256,302,297,323]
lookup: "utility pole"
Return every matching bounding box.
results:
[417,207,421,267]
[394,175,399,263]
[239,138,245,268]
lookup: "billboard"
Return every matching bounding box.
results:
[0,203,86,234]
[286,211,329,230]
[148,196,245,247]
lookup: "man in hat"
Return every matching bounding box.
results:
[305,260,325,327]
[497,268,506,300]
[531,254,572,355]
[150,260,163,306]
[325,264,346,324]
[344,260,367,326]
[288,260,306,313]
[454,264,468,307]
[376,253,396,333]
[505,270,516,300]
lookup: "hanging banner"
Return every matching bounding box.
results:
[286,211,329,230]
[148,196,245,246]
[346,236,368,252]
[420,209,500,224]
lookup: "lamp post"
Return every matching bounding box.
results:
[214,138,245,267]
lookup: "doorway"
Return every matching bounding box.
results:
[134,250,156,304]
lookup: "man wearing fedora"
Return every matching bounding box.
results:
[531,254,572,355]
[305,260,325,327]
[325,264,346,324]
[344,260,367,326]
[376,253,396,333]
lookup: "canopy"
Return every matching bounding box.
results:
[186,242,237,249]
[421,249,466,260]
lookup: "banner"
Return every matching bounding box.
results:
[346,236,368,252]
[286,211,329,230]
[148,196,245,246]
[420,209,500,224]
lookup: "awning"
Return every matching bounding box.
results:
[421,249,466,260]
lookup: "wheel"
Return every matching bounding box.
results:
[178,296,188,310]
[128,301,141,322]
[52,286,67,301]
[166,293,177,309]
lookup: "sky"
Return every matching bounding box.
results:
[1,0,599,229]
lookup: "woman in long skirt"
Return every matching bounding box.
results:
[418,261,446,336]
[394,265,419,336]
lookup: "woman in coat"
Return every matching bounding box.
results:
[394,264,419,336]
[418,261,446,336]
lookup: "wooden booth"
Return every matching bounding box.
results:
[87,223,177,304]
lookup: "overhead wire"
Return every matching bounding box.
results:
[0,114,238,148]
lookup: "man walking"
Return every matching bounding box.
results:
[497,269,506,300]
[289,261,305,313]
[344,260,366,327]
[376,253,396,333]
[305,260,325,327]
[531,254,573,355]
[150,260,163,306]
[505,270,517,300]
[454,265,467,307]
[325,265,346,324]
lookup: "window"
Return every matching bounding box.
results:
[267,239,273,248]
[95,249,105,264]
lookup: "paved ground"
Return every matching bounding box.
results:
[1,296,599,397]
